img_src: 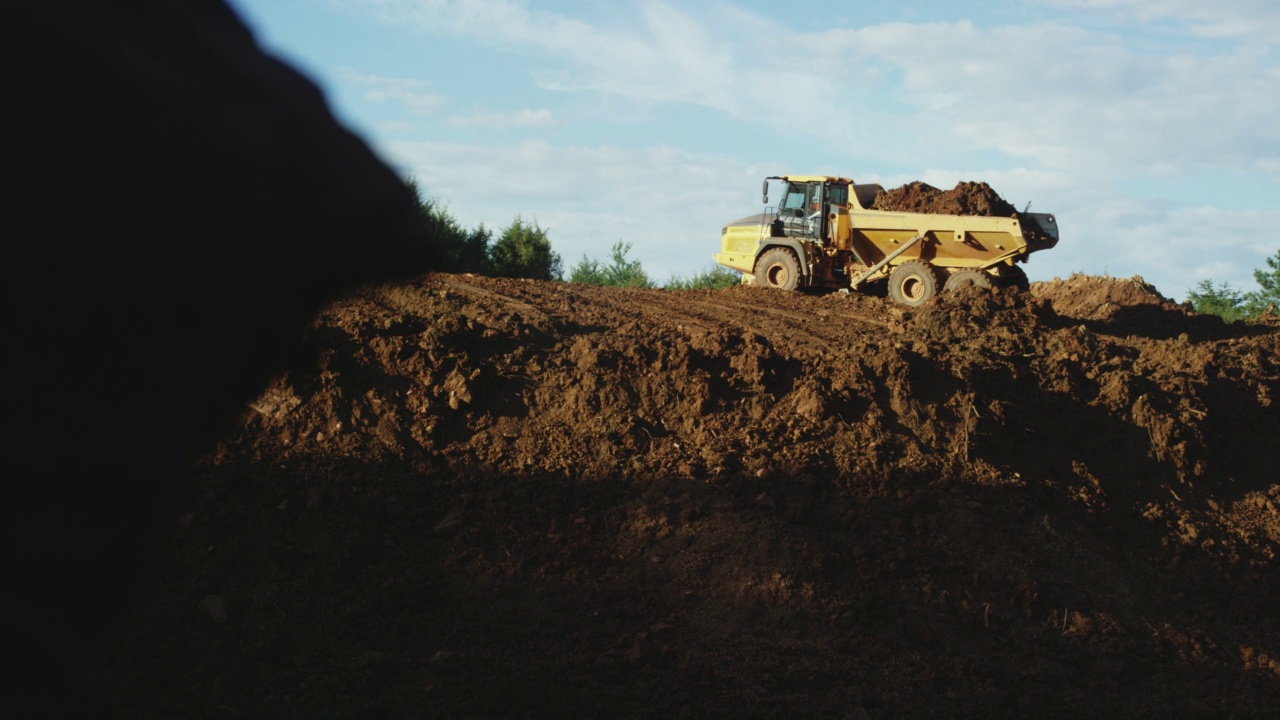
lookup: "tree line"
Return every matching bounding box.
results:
[1186,249,1280,322]
[410,179,740,290]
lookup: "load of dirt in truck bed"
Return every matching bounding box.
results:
[94,273,1280,719]
[872,180,1019,217]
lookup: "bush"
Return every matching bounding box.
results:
[407,178,491,274]
[1188,249,1280,321]
[1188,280,1249,323]
[1244,250,1279,315]
[489,216,563,281]
[666,265,741,290]
[569,241,653,288]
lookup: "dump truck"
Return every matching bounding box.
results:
[712,175,1059,306]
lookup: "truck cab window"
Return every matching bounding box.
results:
[826,184,848,206]
[782,187,807,216]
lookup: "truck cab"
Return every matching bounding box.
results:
[712,175,863,290]
[774,178,836,240]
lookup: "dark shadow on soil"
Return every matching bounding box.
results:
[89,456,1280,719]
[1078,304,1277,342]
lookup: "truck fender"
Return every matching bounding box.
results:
[755,239,814,279]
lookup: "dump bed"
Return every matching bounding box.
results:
[840,184,1059,272]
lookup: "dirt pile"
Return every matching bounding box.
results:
[871,180,1019,217]
[97,274,1280,718]
[1033,272,1172,316]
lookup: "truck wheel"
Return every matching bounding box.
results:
[943,269,993,293]
[754,248,801,291]
[888,261,939,307]
[998,264,1030,291]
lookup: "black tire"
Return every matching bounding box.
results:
[999,264,1030,291]
[888,260,939,307]
[753,248,801,291]
[943,268,993,293]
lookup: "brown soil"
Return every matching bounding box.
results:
[97,273,1280,719]
[872,181,1019,217]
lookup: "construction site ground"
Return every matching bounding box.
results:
[94,272,1280,719]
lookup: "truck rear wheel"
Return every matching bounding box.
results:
[754,248,801,291]
[943,269,993,293]
[998,264,1030,291]
[888,260,939,307]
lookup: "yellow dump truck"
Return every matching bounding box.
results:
[712,175,1059,306]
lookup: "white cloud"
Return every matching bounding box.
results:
[1041,0,1280,41]
[346,2,1280,182]
[1022,190,1280,299]
[811,21,1280,179]
[372,118,416,136]
[353,0,757,115]
[447,108,554,130]
[341,71,448,116]
[376,137,767,281]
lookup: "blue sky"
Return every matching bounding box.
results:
[225,0,1279,299]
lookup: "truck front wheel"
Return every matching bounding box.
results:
[754,248,801,291]
[888,260,940,307]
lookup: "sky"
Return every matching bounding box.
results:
[225,0,1279,299]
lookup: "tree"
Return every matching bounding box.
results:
[569,241,653,288]
[406,177,488,273]
[1244,249,1280,315]
[666,265,741,290]
[1187,280,1249,323]
[567,256,607,286]
[405,177,568,279]
[1188,249,1280,322]
[489,216,563,281]
[458,223,493,275]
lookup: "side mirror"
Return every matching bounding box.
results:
[762,180,769,205]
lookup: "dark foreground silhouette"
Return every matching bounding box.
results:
[7,1,434,714]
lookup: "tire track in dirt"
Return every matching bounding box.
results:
[439,276,550,322]
[439,276,783,344]
[442,275,882,358]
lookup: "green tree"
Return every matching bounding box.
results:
[406,177,491,273]
[666,265,741,290]
[568,256,607,285]
[569,241,653,288]
[1188,280,1249,323]
[490,215,563,280]
[458,223,493,275]
[1243,249,1280,315]
[1189,249,1280,321]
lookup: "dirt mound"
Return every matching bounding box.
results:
[1033,273,1172,318]
[871,180,1019,217]
[1032,273,1261,342]
[97,274,1280,718]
